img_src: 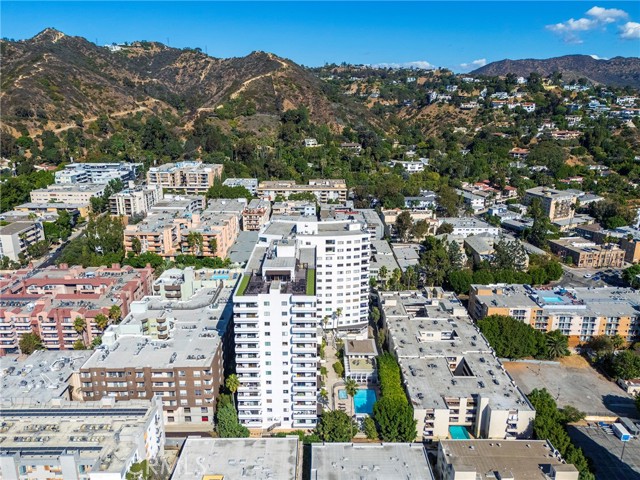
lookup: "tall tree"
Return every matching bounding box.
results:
[395,211,413,242]
[225,374,240,404]
[316,410,356,442]
[19,332,45,354]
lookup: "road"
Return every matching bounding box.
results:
[33,226,85,269]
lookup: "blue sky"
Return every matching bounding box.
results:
[1,2,639,71]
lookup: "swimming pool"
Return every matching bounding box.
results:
[354,389,377,415]
[337,389,377,415]
[543,296,563,303]
[449,425,471,439]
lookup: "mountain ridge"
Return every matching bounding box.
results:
[1,29,370,135]
[471,54,640,88]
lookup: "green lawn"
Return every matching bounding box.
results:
[306,269,315,295]
[236,274,250,296]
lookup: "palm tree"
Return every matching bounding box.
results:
[108,305,122,324]
[545,333,567,359]
[73,316,86,334]
[225,374,240,405]
[73,316,87,343]
[94,313,109,331]
[344,378,359,439]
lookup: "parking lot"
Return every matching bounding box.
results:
[504,356,638,418]
[568,424,640,480]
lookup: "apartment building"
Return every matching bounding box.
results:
[436,217,500,237]
[257,179,348,203]
[437,440,578,480]
[381,290,535,441]
[149,194,205,215]
[79,277,234,427]
[30,184,106,205]
[311,443,434,480]
[0,349,94,403]
[233,237,319,432]
[242,199,272,231]
[272,200,317,217]
[13,202,89,220]
[0,397,164,480]
[577,224,640,264]
[123,208,239,259]
[549,237,625,268]
[55,162,141,185]
[258,218,371,332]
[171,437,299,480]
[0,221,45,261]
[320,206,385,241]
[151,267,241,301]
[469,284,640,344]
[523,187,579,222]
[0,264,154,354]
[109,184,163,217]
[222,177,258,196]
[146,161,223,194]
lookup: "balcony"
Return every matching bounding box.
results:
[237,364,260,374]
[291,326,318,335]
[157,332,169,340]
[236,345,259,354]
[292,384,317,393]
[235,325,259,332]
[157,324,168,332]
[293,411,317,420]
[292,364,317,374]
[293,401,316,410]
[292,345,317,355]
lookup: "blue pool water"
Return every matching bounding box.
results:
[543,296,563,303]
[449,425,471,439]
[354,389,377,415]
[338,389,348,400]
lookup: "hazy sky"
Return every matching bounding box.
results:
[2,1,639,71]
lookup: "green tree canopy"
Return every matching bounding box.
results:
[19,332,45,354]
[316,410,356,442]
[216,402,250,438]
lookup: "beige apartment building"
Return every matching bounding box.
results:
[549,237,625,268]
[109,183,163,217]
[523,187,578,222]
[241,199,271,231]
[257,179,348,202]
[146,161,223,194]
[30,183,106,204]
[381,290,535,442]
[469,284,640,345]
[123,209,239,259]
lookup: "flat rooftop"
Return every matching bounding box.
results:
[171,437,299,479]
[472,284,640,318]
[0,350,93,403]
[439,439,577,480]
[382,290,533,412]
[568,424,640,480]
[310,442,434,480]
[0,398,159,474]
[0,221,38,235]
[83,282,235,369]
[525,186,581,199]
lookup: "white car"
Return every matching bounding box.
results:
[583,273,592,278]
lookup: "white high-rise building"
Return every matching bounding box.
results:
[232,218,370,432]
[259,218,371,333]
